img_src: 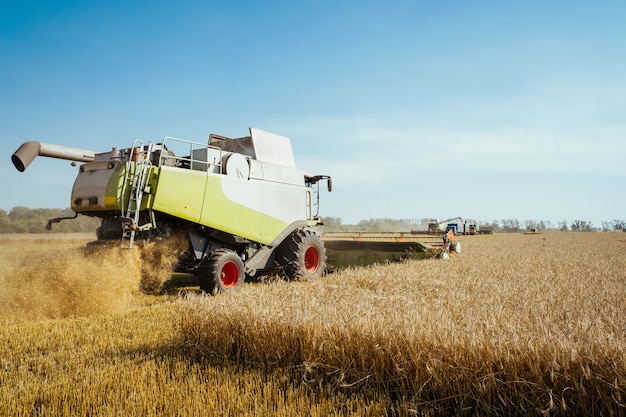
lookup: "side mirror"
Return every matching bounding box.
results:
[327,177,333,192]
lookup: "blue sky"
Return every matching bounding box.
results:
[2,1,625,226]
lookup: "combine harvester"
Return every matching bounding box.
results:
[11,128,460,293]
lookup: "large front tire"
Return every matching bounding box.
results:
[276,229,326,281]
[199,249,245,295]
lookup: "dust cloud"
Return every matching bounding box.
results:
[0,235,188,321]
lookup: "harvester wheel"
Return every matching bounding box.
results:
[199,249,245,295]
[277,228,326,281]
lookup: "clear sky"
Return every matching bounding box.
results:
[2,1,625,226]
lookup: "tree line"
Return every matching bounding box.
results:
[0,207,100,234]
[320,217,626,233]
[1,207,624,234]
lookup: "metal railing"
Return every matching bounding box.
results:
[159,136,224,173]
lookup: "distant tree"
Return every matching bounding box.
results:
[570,220,593,232]
[524,220,537,231]
[0,207,100,234]
[320,217,343,230]
[613,220,626,231]
[8,206,31,221]
[501,219,520,233]
[0,209,8,228]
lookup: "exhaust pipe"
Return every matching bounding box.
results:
[12,141,96,172]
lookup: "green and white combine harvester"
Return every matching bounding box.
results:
[11,128,459,294]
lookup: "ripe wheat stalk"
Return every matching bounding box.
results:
[175,233,626,415]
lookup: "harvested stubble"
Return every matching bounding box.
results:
[176,233,626,415]
[0,234,185,321]
[1,305,388,416]
[0,235,391,416]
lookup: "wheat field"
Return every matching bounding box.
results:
[0,232,624,416]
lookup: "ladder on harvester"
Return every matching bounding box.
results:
[122,141,155,249]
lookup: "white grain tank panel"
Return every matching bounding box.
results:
[248,159,264,179]
[221,176,307,223]
[249,128,296,168]
[248,160,304,186]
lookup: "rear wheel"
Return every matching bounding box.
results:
[198,249,245,294]
[276,228,326,280]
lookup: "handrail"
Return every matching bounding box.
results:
[160,136,224,173]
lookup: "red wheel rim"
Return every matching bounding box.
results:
[304,246,320,273]
[221,261,240,288]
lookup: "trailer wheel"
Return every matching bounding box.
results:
[199,249,245,294]
[277,228,326,281]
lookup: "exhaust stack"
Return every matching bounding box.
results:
[12,141,96,172]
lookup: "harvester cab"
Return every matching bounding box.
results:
[12,128,333,294]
